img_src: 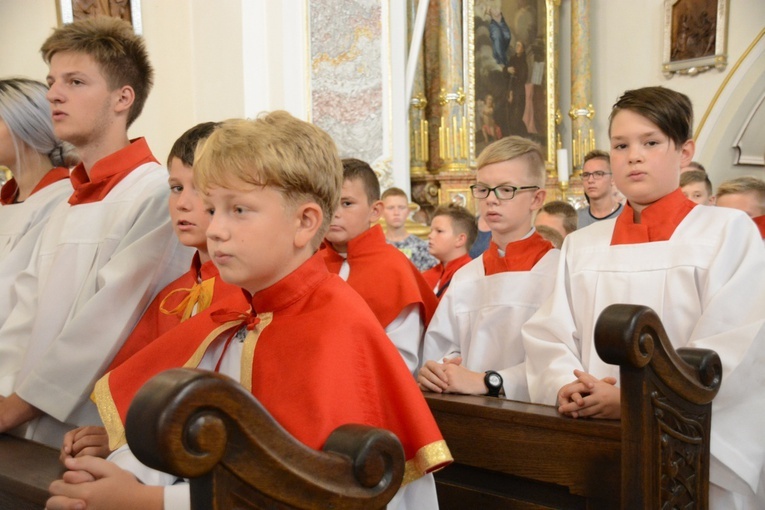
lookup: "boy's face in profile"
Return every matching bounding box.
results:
[46,51,121,146]
[168,157,210,256]
[204,183,303,294]
[475,158,544,248]
[681,181,714,206]
[610,109,693,213]
[382,195,409,230]
[716,192,764,218]
[428,215,461,262]
[325,177,381,252]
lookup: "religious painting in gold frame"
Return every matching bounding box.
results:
[465,0,558,169]
[662,0,727,77]
[56,0,143,34]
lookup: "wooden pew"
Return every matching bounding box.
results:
[0,434,62,509]
[125,368,406,509]
[427,303,722,509]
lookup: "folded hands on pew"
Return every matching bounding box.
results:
[418,356,490,395]
[557,369,620,420]
[47,456,163,510]
[60,426,110,463]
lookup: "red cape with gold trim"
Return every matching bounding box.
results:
[321,224,438,327]
[94,253,452,484]
[107,252,245,370]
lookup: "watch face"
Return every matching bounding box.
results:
[488,373,502,387]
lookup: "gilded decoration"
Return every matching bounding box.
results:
[663,0,728,77]
[57,0,142,33]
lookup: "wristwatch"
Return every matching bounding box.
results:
[484,370,503,397]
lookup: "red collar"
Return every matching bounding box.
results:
[753,215,765,240]
[423,253,472,298]
[250,253,329,313]
[0,167,70,205]
[611,188,697,245]
[68,138,158,205]
[482,231,554,276]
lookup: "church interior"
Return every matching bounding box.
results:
[1,1,764,509]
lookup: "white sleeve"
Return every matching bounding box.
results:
[522,241,584,406]
[385,303,423,376]
[108,445,179,486]
[163,484,191,510]
[387,473,438,510]
[15,195,191,422]
[421,290,462,366]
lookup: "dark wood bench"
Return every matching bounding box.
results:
[427,303,722,509]
[0,303,721,509]
[125,368,406,509]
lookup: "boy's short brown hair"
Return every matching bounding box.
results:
[342,158,381,204]
[40,17,153,128]
[381,187,408,201]
[193,112,342,248]
[716,176,765,214]
[432,203,478,250]
[476,135,546,188]
[167,122,219,167]
[609,87,693,148]
[539,200,577,234]
[680,170,713,196]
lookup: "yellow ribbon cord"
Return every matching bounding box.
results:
[159,277,216,321]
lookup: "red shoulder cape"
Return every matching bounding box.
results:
[321,225,438,327]
[106,252,245,370]
[422,253,473,298]
[94,253,452,483]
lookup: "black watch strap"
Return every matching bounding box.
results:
[484,370,503,397]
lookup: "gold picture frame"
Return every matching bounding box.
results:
[663,0,727,77]
[56,0,143,34]
[465,0,558,169]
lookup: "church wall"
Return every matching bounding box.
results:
[2,0,762,182]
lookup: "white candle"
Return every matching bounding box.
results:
[557,148,569,183]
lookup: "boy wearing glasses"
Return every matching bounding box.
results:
[418,136,558,401]
[577,150,623,228]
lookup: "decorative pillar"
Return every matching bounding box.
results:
[568,0,595,175]
[408,0,429,176]
[435,0,467,173]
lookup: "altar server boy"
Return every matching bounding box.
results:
[0,17,190,447]
[421,203,476,299]
[418,136,558,401]
[322,158,438,374]
[523,86,765,508]
[47,112,452,510]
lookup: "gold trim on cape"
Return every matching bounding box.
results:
[402,439,453,486]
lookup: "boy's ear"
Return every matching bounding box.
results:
[294,202,323,249]
[679,139,695,168]
[530,188,546,212]
[454,232,467,249]
[368,199,384,224]
[114,85,135,115]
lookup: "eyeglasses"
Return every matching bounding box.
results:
[581,171,612,180]
[470,184,540,200]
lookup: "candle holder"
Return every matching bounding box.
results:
[558,180,569,202]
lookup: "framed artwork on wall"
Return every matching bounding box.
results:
[663,0,727,77]
[465,0,558,169]
[56,0,143,34]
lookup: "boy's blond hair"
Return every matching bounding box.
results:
[381,187,408,201]
[193,112,342,248]
[476,135,546,189]
[40,17,153,128]
[432,204,478,250]
[716,176,765,214]
[539,200,577,234]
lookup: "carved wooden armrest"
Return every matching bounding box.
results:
[125,368,404,510]
[595,303,722,510]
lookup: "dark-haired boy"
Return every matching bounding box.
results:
[422,204,476,299]
[322,158,438,374]
[680,169,715,205]
[0,17,191,446]
[523,86,765,507]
